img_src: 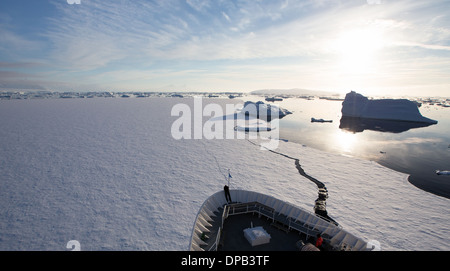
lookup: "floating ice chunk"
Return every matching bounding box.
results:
[235,126,273,132]
[311,117,332,123]
[436,170,450,175]
[241,101,291,120]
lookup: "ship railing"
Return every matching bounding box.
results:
[208,202,275,251]
[207,227,222,251]
[225,201,275,221]
[222,205,230,228]
[203,209,228,251]
[223,201,338,244]
[190,190,369,251]
[205,204,232,251]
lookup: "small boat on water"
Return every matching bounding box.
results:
[190,189,374,251]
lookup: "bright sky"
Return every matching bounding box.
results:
[1,0,449,97]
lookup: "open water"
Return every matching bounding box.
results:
[244,95,450,199]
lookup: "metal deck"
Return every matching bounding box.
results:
[199,205,322,251]
[190,190,369,251]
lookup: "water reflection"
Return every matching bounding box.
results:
[339,116,436,133]
[334,130,358,153]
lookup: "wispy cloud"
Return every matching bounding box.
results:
[222,11,231,23]
[186,0,210,12]
[45,0,345,67]
[0,27,44,60]
[0,0,449,95]
[394,42,450,51]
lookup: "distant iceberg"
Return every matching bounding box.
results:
[311,117,332,123]
[341,91,438,124]
[241,101,292,120]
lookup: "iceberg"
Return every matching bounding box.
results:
[241,101,292,120]
[341,91,437,124]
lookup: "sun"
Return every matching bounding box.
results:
[334,27,384,74]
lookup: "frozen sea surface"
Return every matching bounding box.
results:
[0,98,448,250]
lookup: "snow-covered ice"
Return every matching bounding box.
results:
[342,91,438,124]
[0,98,448,251]
[241,101,292,119]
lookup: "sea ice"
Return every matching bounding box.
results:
[0,98,448,251]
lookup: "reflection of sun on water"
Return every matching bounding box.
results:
[335,131,357,154]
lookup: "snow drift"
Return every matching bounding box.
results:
[341,91,437,124]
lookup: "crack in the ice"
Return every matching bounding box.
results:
[247,139,338,225]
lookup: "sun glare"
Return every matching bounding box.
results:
[335,131,357,154]
[335,27,384,74]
